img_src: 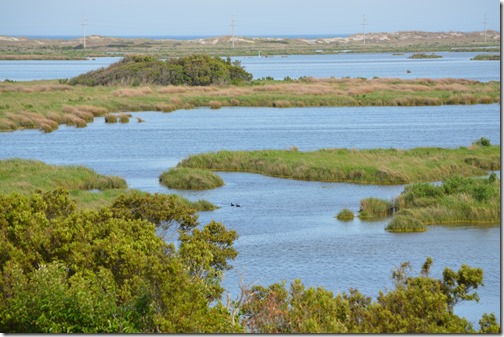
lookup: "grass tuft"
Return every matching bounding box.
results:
[336,208,355,221]
[159,167,224,190]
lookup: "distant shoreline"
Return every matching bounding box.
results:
[3,34,353,41]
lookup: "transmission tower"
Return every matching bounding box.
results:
[483,13,487,43]
[231,16,236,48]
[81,18,87,48]
[361,14,367,45]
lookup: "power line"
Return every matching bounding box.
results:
[483,13,487,43]
[361,14,367,45]
[81,18,87,48]
[231,15,236,48]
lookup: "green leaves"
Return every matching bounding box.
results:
[0,189,239,333]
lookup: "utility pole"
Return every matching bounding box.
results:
[483,13,487,43]
[361,14,367,45]
[81,18,87,48]
[231,15,236,48]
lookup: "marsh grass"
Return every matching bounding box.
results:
[177,145,500,185]
[0,158,127,194]
[336,208,355,221]
[0,158,218,211]
[104,113,118,123]
[0,77,499,132]
[159,167,224,190]
[359,198,393,219]
[384,174,500,232]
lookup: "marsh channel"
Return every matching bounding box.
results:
[0,52,500,325]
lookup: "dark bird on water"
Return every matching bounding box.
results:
[231,203,234,206]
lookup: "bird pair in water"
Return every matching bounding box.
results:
[230,203,241,207]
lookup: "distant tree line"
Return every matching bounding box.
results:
[69,54,253,86]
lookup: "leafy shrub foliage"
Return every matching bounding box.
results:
[0,189,240,333]
[69,54,253,86]
[0,189,499,333]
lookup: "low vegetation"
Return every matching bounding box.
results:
[471,54,500,61]
[177,144,500,185]
[0,158,216,211]
[159,167,224,190]
[408,53,442,59]
[385,173,500,232]
[358,197,393,219]
[336,208,354,220]
[0,189,499,332]
[0,75,499,132]
[69,54,253,86]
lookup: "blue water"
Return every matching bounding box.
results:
[0,104,500,326]
[0,52,499,82]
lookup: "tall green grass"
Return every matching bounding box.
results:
[177,145,500,185]
[0,159,218,211]
[385,174,500,232]
[159,167,224,190]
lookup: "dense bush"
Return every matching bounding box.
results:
[69,54,253,86]
[0,189,240,333]
[0,189,499,333]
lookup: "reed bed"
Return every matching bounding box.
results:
[177,145,500,185]
[0,78,499,132]
[384,174,500,232]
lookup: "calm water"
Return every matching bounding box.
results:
[0,52,499,82]
[0,104,500,325]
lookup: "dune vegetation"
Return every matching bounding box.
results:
[176,144,500,185]
[0,55,499,133]
[159,167,224,190]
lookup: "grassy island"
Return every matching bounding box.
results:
[159,167,224,190]
[176,144,500,185]
[0,55,499,133]
[350,173,500,232]
[0,158,217,210]
[408,53,442,59]
[470,54,500,61]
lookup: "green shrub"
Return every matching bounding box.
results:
[472,137,491,147]
[69,54,252,86]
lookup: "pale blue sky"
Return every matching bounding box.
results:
[0,0,501,37]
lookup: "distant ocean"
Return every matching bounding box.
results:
[12,34,352,40]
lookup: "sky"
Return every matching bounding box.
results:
[0,0,501,37]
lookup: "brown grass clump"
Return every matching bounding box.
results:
[119,113,130,123]
[112,86,153,97]
[272,100,292,108]
[209,100,223,109]
[0,119,18,131]
[62,114,87,128]
[104,114,118,123]
[158,86,189,94]
[155,103,177,112]
[73,105,108,116]
[0,84,72,93]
